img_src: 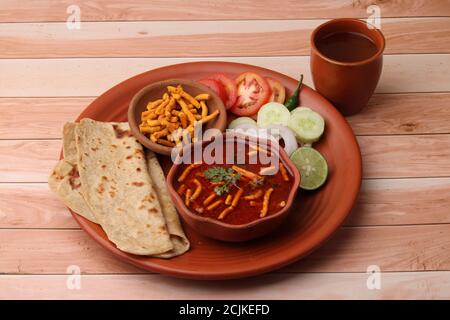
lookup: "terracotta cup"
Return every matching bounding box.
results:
[310,18,385,116]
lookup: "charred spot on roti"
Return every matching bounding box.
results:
[111,144,118,149]
[101,164,107,169]
[148,207,158,214]
[126,146,131,149]
[126,155,133,160]
[91,147,99,151]
[109,191,116,198]
[101,176,108,181]
[131,182,145,187]
[68,166,81,190]
[159,225,167,232]
[112,124,132,139]
[136,168,141,172]
[138,204,145,210]
[134,149,145,158]
[96,184,105,194]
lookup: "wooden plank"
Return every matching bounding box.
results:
[2,177,449,229]
[287,224,450,273]
[2,93,449,139]
[0,183,77,229]
[0,97,93,139]
[2,134,450,182]
[2,18,450,58]
[1,0,449,22]
[1,55,449,97]
[0,224,449,274]
[358,135,450,178]
[1,272,449,299]
[348,93,450,135]
[347,178,450,226]
[0,140,60,183]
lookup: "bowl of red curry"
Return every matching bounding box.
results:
[167,131,301,242]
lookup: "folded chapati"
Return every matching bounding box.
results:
[146,150,189,258]
[48,119,189,257]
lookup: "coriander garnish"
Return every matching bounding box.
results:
[203,167,241,196]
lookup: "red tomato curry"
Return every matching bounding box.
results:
[173,139,294,225]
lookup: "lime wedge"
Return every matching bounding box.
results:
[290,146,328,190]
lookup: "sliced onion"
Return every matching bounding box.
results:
[262,124,298,156]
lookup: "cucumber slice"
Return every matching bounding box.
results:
[288,108,325,144]
[290,107,312,116]
[257,102,290,127]
[228,117,257,130]
[290,146,328,190]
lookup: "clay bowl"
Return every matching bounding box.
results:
[128,78,227,156]
[166,132,301,242]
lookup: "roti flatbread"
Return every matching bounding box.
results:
[146,151,190,258]
[48,119,189,257]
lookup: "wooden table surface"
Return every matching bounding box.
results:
[1,0,450,300]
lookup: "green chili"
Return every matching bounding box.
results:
[284,74,304,111]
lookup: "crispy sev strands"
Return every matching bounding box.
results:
[180,91,200,108]
[225,194,233,205]
[195,93,210,101]
[200,101,208,118]
[260,188,274,217]
[231,165,262,182]
[243,189,263,200]
[191,178,202,200]
[203,193,216,206]
[178,164,200,182]
[139,84,219,147]
[231,188,243,207]
[185,188,192,207]
[279,162,290,181]
[207,199,223,211]
[177,184,187,195]
[199,110,219,125]
[218,206,234,220]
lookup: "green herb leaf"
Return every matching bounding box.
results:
[204,167,241,196]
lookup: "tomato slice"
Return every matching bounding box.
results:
[204,73,237,109]
[266,77,286,104]
[197,79,228,104]
[230,72,271,116]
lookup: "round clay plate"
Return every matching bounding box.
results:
[72,61,362,280]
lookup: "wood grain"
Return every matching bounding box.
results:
[2,18,450,58]
[1,272,449,299]
[358,135,450,178]
[0,140,60,183]
[1,224,449,274]
[2,177,449,229]
[347,178,450,226]
[2,134,449,182]
[1,0,449,22]
[2,93,449,139]
[0,97,93,139]
[1,55,449,97]
[0,183,77,229]
[348,93,450,135]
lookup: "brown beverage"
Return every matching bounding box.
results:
[316,32,378,63]
[310,19,385,116]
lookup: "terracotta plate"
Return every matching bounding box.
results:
[72,61,362,280]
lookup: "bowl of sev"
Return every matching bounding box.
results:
[128,79,227,156]
[166,132,301,242]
